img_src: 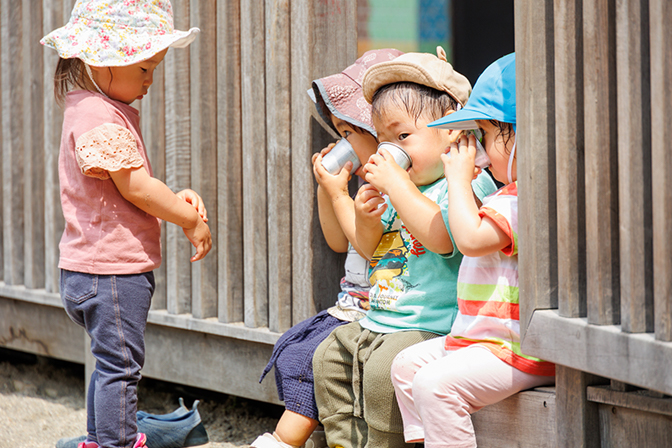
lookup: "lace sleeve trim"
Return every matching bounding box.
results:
[75,123,144,180]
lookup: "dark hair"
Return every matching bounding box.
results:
[371,82,459,125]
[489,120,515,153]
[53,58,89,106]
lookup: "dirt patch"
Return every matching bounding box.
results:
[0,348,282,448]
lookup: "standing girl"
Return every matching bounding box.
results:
[389,53,555,448]
[41,2,211,447]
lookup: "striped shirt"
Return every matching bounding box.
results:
[444,182,555,376]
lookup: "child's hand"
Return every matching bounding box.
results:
[354,183,387,223]
[442,134,482,186]
[363,149,410,195]
[312,144,351,202]
[176,189,208,223]
[183,217,212,262]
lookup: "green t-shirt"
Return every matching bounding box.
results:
[359,172,497,335]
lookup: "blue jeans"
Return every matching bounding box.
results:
[61,269,155,448]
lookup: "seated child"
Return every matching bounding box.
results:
[251,48,404,448]
[390,53,555,448]
[312,47,497,448]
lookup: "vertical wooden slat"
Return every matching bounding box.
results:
[189,0,217,320]
[241,0,268,328]
[216,0,243,324]
[649,0,672,342]
[141,64,167,310]
[516,0,557,338]
[555,366,602,448]
[1,0,24,285]
[24,0,44,290]
[42,0,66,294]
[266,0,292,333]
[554,0,586,319]
[290,0,358,324]
[164,0,192,315]
[583,0,620,326]
[616,0,652,334]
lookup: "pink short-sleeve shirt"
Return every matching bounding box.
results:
[58,90,161,275]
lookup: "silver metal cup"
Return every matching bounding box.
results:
[376,142,412,170]
[321,138,361,175]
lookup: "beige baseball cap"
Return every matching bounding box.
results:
[362,46,471,107]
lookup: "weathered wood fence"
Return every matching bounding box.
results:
[517,0,672,445]
[0,0,357,403]
[2,0,672,443]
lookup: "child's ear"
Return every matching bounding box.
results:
[443,109,455,117]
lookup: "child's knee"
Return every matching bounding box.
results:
[390,350,415,387]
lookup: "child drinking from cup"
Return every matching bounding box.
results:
[390,53,555,448]
[312,47,497,448]
[251,49,404,448]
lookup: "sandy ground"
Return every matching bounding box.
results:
[0,348,282,448]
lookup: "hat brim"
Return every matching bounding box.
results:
[41,21,199,67]
[428,108,489,130]
[311,78,376,137]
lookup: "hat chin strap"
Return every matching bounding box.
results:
[85,64,107,98]
[507,136,516,184]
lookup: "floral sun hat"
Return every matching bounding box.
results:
[40,0,199,67]
[308,48,404,137]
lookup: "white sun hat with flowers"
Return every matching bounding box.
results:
[40,0,199,67]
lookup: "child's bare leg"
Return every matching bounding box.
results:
[274,410,320,447]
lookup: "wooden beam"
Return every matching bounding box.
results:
[216,0,244,324]
[555,366,603,448]
[0,298,86,363]
[650,0,672,342]
[583,0,620,326]
[515,0,558,338]
[23,0,45,290]
[524,309,672,395]
[289,0,357,324]
[472,388,557,447]
[164,0,193,315]
[42,0,66,295]
[241,0,268,328]
[265,0,292,333]
[616,0,653,334]
[554,0,586,319]
[1,0,24,285]
[142,324,282,405]
[189,0,218,320]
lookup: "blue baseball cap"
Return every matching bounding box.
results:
[429,53,516,131]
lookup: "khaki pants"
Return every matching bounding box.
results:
[313,321,438,448]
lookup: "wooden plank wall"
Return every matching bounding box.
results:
[518,0,672,391]
[0,0,356,398]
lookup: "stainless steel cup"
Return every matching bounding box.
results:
[321,138,361,175]
[376,142,412,170]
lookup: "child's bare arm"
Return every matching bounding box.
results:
[312,147,370,256]
[313,146,350,252]
[110,166,212,261]
[365,151,454,255]
[354,184,385,259]
[442,135,510,257]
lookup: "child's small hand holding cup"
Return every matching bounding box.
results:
[312,142,353,203]
[442,132,489,186]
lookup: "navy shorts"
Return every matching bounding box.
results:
[260,310,346,420]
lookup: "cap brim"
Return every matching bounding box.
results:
[428,108,490,130]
